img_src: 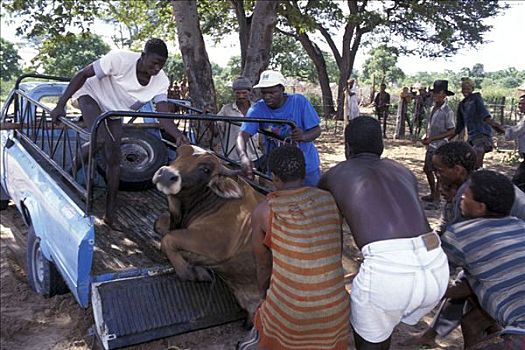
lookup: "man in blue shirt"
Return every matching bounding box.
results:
[236,70,322,186]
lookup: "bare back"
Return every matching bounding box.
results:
[319,153,430,249]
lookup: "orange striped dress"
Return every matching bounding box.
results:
[254,187,350,350]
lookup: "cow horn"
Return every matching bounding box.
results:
[219,164,242,177]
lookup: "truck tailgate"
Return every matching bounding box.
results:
[92,272,245,349]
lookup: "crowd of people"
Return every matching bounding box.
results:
[50,37,524,349]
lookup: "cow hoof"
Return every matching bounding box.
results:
[192,266,213,282]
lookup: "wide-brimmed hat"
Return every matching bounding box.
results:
[253,70,286,89]
[430,80,454,96]
[518,82,525,92]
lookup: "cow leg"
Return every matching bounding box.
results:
[154,212,171,236]
[161,230,212,282]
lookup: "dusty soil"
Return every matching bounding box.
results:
[1,115,518,350]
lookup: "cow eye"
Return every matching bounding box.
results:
[200,166,211,174]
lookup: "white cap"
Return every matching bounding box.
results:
[518,82,525,91]
[253,70,286,89]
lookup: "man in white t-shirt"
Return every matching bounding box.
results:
[51,38,187,228]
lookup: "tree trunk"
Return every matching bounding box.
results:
[242,1,278,86]
[296,32,336,118]
[171,0,218,150]
[231,0,251,72]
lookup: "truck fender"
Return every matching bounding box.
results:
[21,196,53,261]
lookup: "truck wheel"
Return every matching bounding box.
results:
[26,225,69,297]
[97,129,168,191]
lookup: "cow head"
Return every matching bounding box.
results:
[152,145,243,199]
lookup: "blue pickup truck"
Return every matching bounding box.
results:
[0,74,293,349]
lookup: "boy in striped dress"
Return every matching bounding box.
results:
[239,145,350,350]
[441,170,525,349]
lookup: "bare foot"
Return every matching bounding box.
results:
[399,328,438,347]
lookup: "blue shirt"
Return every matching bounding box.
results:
[456,92,492,140]
[441,217,525,329]
[240,94,321,174]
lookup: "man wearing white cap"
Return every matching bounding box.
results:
[236,70,322,186]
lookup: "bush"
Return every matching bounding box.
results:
[304,93,323,116]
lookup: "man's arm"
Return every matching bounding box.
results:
[484,116,505,134]
[291,125,321,142]
[251,200,272,299]
[155,101,189,146]
[50,64,96,122]
[422,128,455,145]
[237,130,254,178]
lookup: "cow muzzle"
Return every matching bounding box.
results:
[152,166,182,195]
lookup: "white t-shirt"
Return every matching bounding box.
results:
[73,50,169,112]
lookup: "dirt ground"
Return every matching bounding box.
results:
[0,115,518,350]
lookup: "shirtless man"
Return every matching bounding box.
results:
[318,116,449,350]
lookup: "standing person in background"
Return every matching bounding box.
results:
[239,145,350,350]
[50,38,187,228]
[394,86,412,139]
[344,78,360,125]
[421,80,456,206]
[413,83,429,138]
[505,93,525,192]
[374,83,391,138]
[217,77,260,163]
[454,78,505,168]
[237,70,322,186]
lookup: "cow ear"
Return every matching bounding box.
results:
[208,176,243,199]
[177,144,196,158]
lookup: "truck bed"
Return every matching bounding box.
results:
[91,187,170,275]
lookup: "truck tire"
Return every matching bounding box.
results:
[26,225,69,297]
[97,129,168,191]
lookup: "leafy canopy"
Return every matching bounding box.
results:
[0,38,22,81]
[33,32,110,77]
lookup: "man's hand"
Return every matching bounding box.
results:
[421,137,431,146]
[240,154,254,179]
[291,127,304,142]
[50,105,66,124]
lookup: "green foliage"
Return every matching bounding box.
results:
[0,38,22,81]
[269,33,338,83]
[164,54,185,82]
[362,45,405,85]
[304,93,323,116]
[2,0,100,39]
[102,1,176,49]
[33,32,110,77]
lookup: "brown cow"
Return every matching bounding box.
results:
[152,144,264,320]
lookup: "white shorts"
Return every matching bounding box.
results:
[350,233,449,343]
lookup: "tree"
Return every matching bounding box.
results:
[275,0,507,119]
[362,45,405,86]
[470,63,485,88]
[0,38,22,81]
[32,32,110,77]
